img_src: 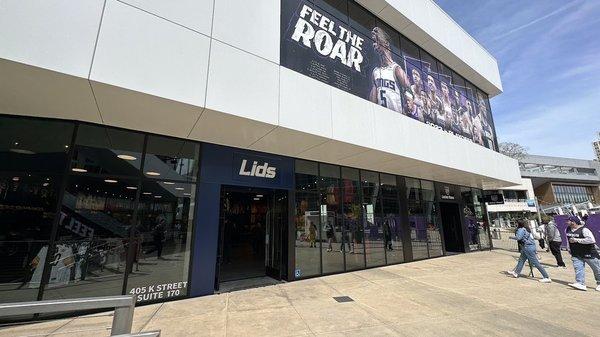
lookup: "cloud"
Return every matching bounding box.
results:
[491,1,579,41]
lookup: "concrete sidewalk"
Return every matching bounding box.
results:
[3,249,599,337]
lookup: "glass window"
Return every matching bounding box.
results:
[0,173,61,303]
[43,175,138,300]
[144,135,199,182]
[313,0,348,22]
[419,50,438,77]
[294,160,321,278]
[294,191,321,278]
[400,36,420,65]
[71,124,144,176]
[424,201,443,257]
[407,178,431,260]
[473,189,491,249]
[341,168,364,271]
[361,171,384,267]
[295,160,318,192]
[375,19,401,56]
[126,181,195,304]
[461,187,479,251]
[349,1,376,38]
[0,116,73,173]
[437,61,452,84]
[380,174,404,264]
[452,71,466,96]
[319,164,343,274]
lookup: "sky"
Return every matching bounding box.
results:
[435,0,600,160]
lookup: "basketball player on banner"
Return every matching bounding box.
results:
[369,27,410,114]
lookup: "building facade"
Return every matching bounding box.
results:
[485,178,538,227]
[0,0,520,315]
[519,155,600,214]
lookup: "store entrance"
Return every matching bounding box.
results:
[216,186,288,290]
[440,203,466,253]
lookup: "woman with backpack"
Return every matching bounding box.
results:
[507,220,552,283]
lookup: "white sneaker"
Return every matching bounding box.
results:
[568,283,587,291]
[507,270,518,278]
[596,285,600,292]
[539,278,552,283]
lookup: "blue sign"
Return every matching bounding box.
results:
[295,269,301,278]
[527,199,536,207]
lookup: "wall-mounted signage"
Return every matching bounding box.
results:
[280,0,497,150]
[238,159,277,179]
[440,185,455,200]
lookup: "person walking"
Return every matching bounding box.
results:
[565,216,600,291]
[507,220,552,283]
[545,220,566,268]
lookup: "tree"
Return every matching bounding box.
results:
[499,142,528,161]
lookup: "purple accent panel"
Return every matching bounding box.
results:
[585,214,600,244]
[554,215,570,249]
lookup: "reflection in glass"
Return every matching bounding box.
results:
[0,116,73,173]
[0,174,61,303]
[362,171,385,267]
[342,168,364,271]
[294,161,321,279]
[44,175,137,300]
[71,124,144,176]
[126,181,195,303]
[381,174,404,264]
[144,135,199,181]
[425,202,443,257]
[319,164,344,274]
[294,192,321,279]
[406,178,428,260]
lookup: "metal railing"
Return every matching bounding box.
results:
[0,295,138,336]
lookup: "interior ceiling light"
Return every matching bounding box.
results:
[104,179,118,183]
[256,194,263,197]
[163,181,175,185]
[71,168,88,173]
[142,192,152,195]
[154,195,162,198]
[146,171,160,176]
[117,154,137,161]
[126,186,137,190]
[175,187,184,190]
[12,177,20,181]
[253,197,260,201]
[183,193,191,196]
[9,148,36,155]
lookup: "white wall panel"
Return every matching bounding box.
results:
[279,68,333,139]
[90,0,210,107]
[0,0,104,77]
[206,41,279,125]
[212,0,280,63]
[331,88,375,149]
[120,0,214,36]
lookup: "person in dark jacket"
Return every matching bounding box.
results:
[507,220,552,283]
[565,216,600,291]
[545,220,566,268]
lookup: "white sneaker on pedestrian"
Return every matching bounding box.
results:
[568,283,587,291]
[596,285,600,292]
[507,270,518,278]
[539,278,552,283]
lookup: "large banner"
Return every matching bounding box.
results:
[280,0,496,150]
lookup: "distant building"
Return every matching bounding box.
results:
[485,178,538,227]
[519,155,600,214]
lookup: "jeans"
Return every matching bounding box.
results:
[572,256,600,285]
[514,245,549,278]
[549,241,565,267]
